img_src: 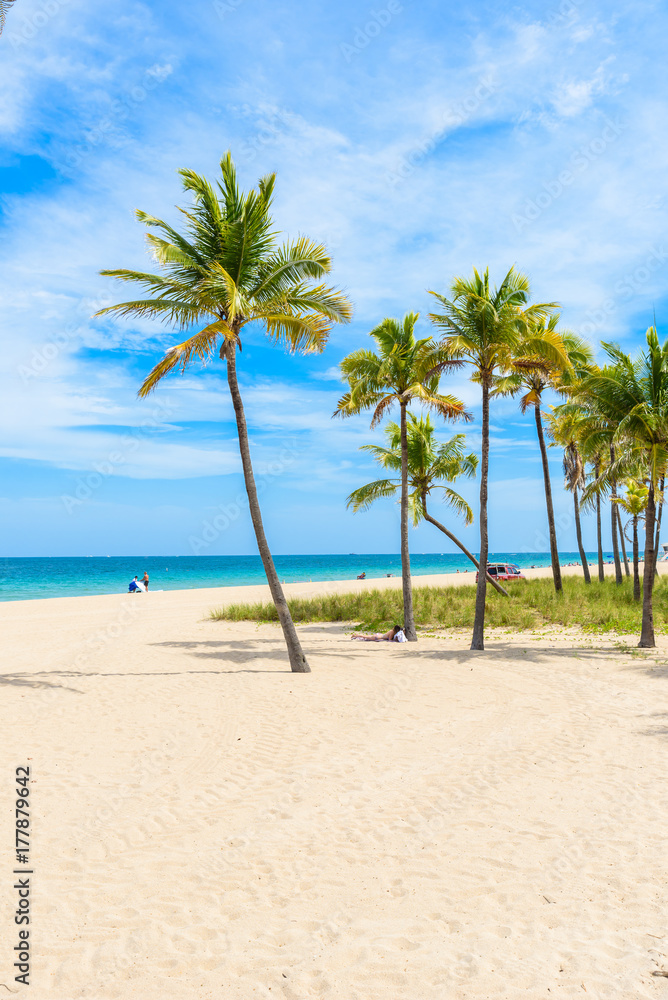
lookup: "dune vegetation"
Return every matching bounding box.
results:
[210,573,668,635]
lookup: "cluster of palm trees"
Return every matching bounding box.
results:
[97,153,667,671]
[548,331,668,647]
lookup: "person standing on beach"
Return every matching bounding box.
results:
[142,571,149,592]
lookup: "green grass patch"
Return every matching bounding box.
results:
[210,574,668,634]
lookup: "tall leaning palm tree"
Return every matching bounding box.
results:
[334,313,470,640]
[580,328,668,647]
[96,152,352,673]
[347,413,509,596]
[428,267,559,650]
[494,320,593,593]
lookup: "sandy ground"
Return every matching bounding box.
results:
[2,567,668,999]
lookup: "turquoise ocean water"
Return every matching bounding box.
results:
[0,553,610,602]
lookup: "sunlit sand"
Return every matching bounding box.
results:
[2,567,667,998]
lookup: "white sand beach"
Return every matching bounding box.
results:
[2,566,668,998]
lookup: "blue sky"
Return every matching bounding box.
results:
[1,0,667,557]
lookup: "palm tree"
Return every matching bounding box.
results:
[96,152,352,673]
[579,328,668,647]
[615,481,648,601]
[334,313,470,640]
[428,267,559,650]
[347,413,509,596]
[494,321,593,593]
[547,405,592,584]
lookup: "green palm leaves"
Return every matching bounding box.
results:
[427,266,559,382]
[573,326,668,645]
[96,151,352,395]
[334,313,468,425]
[581,329,668,486]
[616,481,649,518]
[347,414,477,527]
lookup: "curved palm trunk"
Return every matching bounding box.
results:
[421,503,509,597]
[471,380,490,650]
[595,458,604,582]
[399,400,417,641]
[609,446,623,585]
[616,505,630,577]
[572,486,591,584]
[225,345,310,672]
[652,475,664,578]
[632,514,640,602]
[534,402,562,593]
[639,481,656,647]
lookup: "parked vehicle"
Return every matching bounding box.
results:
[475,562,525,583]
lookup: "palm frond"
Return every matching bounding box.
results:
[98,152,352,388]
[346,479,398,512]
[137,324,225,397]
[0,0,19,34]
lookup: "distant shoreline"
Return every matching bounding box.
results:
[0,550,616,602]
[2,560,662,610]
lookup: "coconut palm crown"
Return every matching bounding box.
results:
[347,413,477,526]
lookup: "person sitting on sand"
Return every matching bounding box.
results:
[357,572,366,579]
[351,625,407,642]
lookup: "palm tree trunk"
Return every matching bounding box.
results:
[573,487,591,584]
[534,401,562,593]
[471,380,490,650]
[610,445,623,585]
[225,345,310,672]
[399,400,417,641]
[639,480,656,647]
[617,505,630,577]
[652,475,664,578]
[421,503,509,597]
[632,514,640,602]
[595,458,604,582]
